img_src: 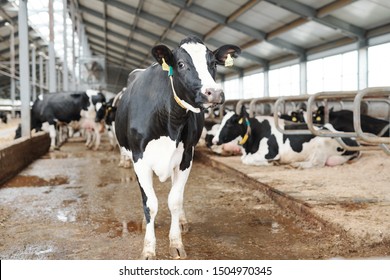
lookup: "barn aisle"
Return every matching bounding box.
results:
[0,137,389,259]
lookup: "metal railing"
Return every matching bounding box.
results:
[208,87,390,155]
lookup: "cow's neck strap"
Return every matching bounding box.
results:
[162,58,201,114]
[238,117,251,145]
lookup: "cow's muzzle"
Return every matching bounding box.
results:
[203,88,225,105]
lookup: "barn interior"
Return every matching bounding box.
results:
[0,0,390,266]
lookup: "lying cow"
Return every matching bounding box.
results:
[200,123,242,156]
[313,106,390,137]
[279,109,306,123]
[15,92,90,150]
[115,35,240,259]
[212,106,360,168]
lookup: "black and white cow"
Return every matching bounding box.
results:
[115,36,240,259]
[80,90,106,150]
[313,106,390,137]
[279,109,306,123]
[95,97,117,150]
[15,92,90,149]
[212,106,360,168]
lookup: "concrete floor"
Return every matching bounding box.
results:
[0,137,389,259]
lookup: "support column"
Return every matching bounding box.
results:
[39,52,44,95]
[62,0,69,91]
[19,0,31,137]
[70,0,76,90]
[358,39,368,90]
[299,55,307,95]
[48,0,57,92]
[31,44,37,101]
[263,66,269,97]
[5,22,15,118]
[238,70,244,99]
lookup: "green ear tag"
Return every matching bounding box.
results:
[225,53,234,67]
[162,58,170,71]
[168,66,173,76]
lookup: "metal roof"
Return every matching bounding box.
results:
[1,0,390,97]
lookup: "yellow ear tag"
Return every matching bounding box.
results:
[225,53,234,67]
[161,58,170,71]
[292,116,297,122]
[238,117,244,124]
[239,134,249,145]
[316,116,322,122]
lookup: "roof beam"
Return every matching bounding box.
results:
[99,0,269,65]
[317,0,357,18]
[267,18,309,40]
[84,1,269,66]
[88,33,152,65]
[78,3,178,47]
[265,0,365,39]
[82,18,151,51]
[91,46,140,68]
[164,0,304,55]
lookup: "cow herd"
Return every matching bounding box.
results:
[10,35,390,259]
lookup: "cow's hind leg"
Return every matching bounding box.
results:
[168,165,192,259]
[134,163,158,260]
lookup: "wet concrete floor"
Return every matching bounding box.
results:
[0,137,387,259]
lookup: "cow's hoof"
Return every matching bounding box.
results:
[169,245,187,259]
[140,251,156,260]
[180,222,190,234]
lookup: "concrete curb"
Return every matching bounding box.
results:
[195,150,344,234]
[0,132,50,185]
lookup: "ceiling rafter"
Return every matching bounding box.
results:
[163,0,305,56]
[265,0,366,39]
[80,1,267,66]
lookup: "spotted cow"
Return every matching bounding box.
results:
[213,106,360,168]
[114,36,240,259]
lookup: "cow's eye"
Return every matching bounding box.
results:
[178,61,185,69]
[337,147,344,152]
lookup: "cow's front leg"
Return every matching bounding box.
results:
[134,163,158,260]
[168,164,192,259]
[92,122,101,151]
[49,124,57,150]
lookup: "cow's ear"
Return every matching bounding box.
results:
[152,45,174,67]
[213,45,241,66]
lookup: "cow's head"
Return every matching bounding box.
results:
[291,109,306,123]
[152,36,241,112]
[95,98,116,124]
[71,92,90,111]
[212,106,249,145]
[312,106,326,124]
[91,92,106,106]
[95,102,107,122]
